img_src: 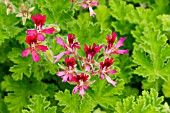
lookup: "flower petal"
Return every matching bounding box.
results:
[35,45,48,52]
[100,74,105,80]
[57,71,67,76]
[32,49,40,62]
[42,27,55,34]
[89,6,96,17]
[105,75,117,87]
[55,37,67,48]
[79,87,85,98]
[62,74,69,82]
[37,33,45,41]
[82,4,88,9]
[73,85,79,94]
[114,37,126,49]
[26,29,37,35]
[91,2,99,6]
[53,51,70,63]
[114,50,129,54]
[22,48,31,57]
[108,70,116,74]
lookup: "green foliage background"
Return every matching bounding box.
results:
[0,0,170,112]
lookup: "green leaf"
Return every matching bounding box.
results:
[22,95,57,113]
[115,89,164,113]
[157,14,170,31]
[67,21,111,46]
[162,77,170,98]
[55,90,96,113]
[0,3,23,46]
[132,26,170,81]
[1,76,48,113]
[89,77,124,111]
[8,48,33,80]
[95,5,111,29]
[109,0,134,35]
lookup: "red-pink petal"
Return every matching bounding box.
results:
[42,27,55,34]
[115,50,129,54]
[85,65,91,72]
[22,48,31,57]
[91,2,99,6]
[114,37,126,49]
[26,29,37,35]
[62,74,69,82]
[35,45,48,52]
[53,51,70,63]
[105,75,117,87]
[73,86,79,94]
[100,74,105,80]
[55,37,67,48]
[82,4,88,9]
[83,85,88,90]
[108,70,116,74]
[57,71,66,76]
[32,49,40,62]
[89,7,95,17]
[37,33,45,41]
[79,87,85,97]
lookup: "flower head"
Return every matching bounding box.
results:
[99,58,117,86]
[53,34,80,63]
[16,3,34,25]
[57,57,76,82]
[22,35,48,62]
[105,32,128,58]
[78,0,99,17]
[69,73,95,98]
[4,1,15,15]
[26,14,54,41]
[84,43,102,61]
[31,14,46,28]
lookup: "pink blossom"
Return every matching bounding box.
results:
[78,0,99,17]
[99,58,117,86]
[105,32,128,57]
[56,57,77,82]
[53,34,80,63]
[84,43,102,61]
[69,73,95,98]
[22,35,48,62]
[26,14,55,41]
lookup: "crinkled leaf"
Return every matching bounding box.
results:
[22,94,57,113]
[162,77,170,98]
[1,76,48,113]
[132,26,170,81]
[115,89,164,113]
[0,3,23,46]
[55,89,95,113]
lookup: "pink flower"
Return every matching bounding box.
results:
[57,57,76,82]
[105,32,128,57]
[69,73,95,98]
[99,58,117,86]
[78,0,99,17]
[84,43,102,61]
[82,43,102,72]
[71,0,74,2]
[22,35,48,62]
[26,14,55,41]
[53,34,80,63]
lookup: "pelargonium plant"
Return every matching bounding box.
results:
[2,0,169,112]
[21,13,128,98]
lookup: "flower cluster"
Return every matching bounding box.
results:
[22,14,55,62]
[53,32,128,98]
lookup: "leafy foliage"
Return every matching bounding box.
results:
[1,76,48,113]
[115,89,165,113]
[22,95,57,113]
